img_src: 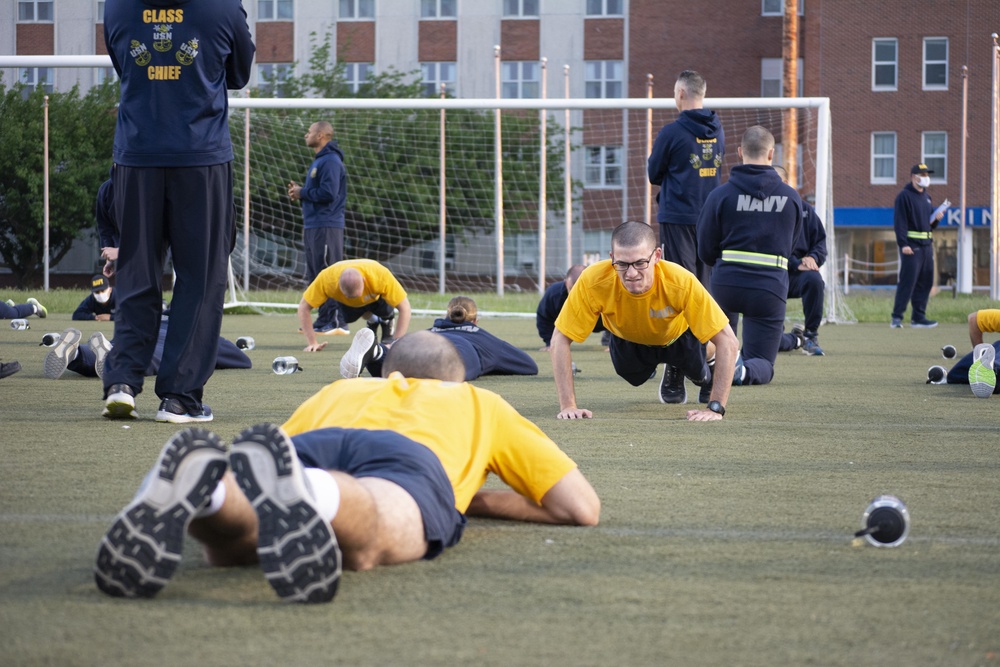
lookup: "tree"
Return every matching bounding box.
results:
[0,78,118,287]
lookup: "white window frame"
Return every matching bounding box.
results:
[421,62,456,97]
[18,1,54,22]
[258,0,294,20]
[872,38,898,91]
[760,57,803,97]
[922,37,948,91]
[921,131,947,184]
[503,0,539,18]
[344,62,373,92]
[420,0,456,19]
[762,0,803,16]
[257,63,293,96]
[585,0,623,17]
[97,0,105,22]
[18,67,54,95]
[584,145,623,189]
[501,61,539,99]
[870,131,897,185]
[339,0,375,20]
[584,60,623,99]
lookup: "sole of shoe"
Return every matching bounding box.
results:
[340,328,375,379]
[103,387,138,420]
[969,344,997,399]
[89,332,112,380]
[94,428,227,598]
[44,328,82,379]
[911,322,939,329]
[155,405,214,424]
[27,297,47,318]
[229,423,341,603]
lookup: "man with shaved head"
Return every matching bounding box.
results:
[297,258,412,352]
[289,120,349,334]
[95,330,600,604]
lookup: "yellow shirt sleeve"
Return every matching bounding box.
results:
[977,309,1000,334]
[301,260,407,310]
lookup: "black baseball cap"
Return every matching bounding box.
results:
[911,163,934,174]
[91,274,108,292]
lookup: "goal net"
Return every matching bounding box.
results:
[227,96,854,324]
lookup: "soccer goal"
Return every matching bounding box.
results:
[227,95,853,324]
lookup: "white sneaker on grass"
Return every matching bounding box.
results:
[968,344,996,399]
[89,332,112,380]
[44,327,82,379]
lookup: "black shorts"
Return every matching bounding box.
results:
[290,427,466,559]
[339,298,395,324]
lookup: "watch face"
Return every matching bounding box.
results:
[708,401,725,415]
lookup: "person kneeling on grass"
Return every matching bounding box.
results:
[926,309,999,398]
[94,331,600,603]
[340,295,538,381]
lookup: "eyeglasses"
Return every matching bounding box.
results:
[611,250,656,272]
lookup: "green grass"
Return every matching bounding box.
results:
[1,294,999,666]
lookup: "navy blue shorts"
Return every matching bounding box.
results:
[290,427,466,560]
[339,298,395,324]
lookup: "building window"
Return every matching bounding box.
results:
[344,63,373,93]
[760,58,803,97]
[585,0,623,16]
[923,37,948,90]
[503,0,539,18]
[585,61,623,99]
[97,0,105,21]
[420,0,456,18]
[872,38,897,91]
[340,0,374,19]
[18,68,54,97]
[871,132,897,184]
[762,0,804,15]
[95,67,117,85]
[501,61,539,99]
[258,63,293,96]
[18,1,54,21]
[421,62,456,97]
[585,146,622,188]
[922,131,947,183]
[258,0,293,20]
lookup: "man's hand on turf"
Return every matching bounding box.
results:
[685,408,722,422]
[558,407,593,420]
[304,341,327,352]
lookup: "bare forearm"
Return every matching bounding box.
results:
[969,312,984,347]
[466,489,572,525]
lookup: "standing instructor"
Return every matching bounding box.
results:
[101,0,255,423]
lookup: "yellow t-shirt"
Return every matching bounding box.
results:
[977,309,1000,334]
[555,259,729,347]
[282,373,577,513]
[303,259,407,309]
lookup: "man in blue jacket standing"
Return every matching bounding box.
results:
[890,163,944,329]
[101,0,255,423]
[698,126,802,386]
[647,69,725,287]
[288,121,348,335]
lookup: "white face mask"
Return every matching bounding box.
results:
[916,175,931,188]
[94,289,111,304]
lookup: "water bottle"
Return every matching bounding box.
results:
[41,332,62,347]
[572,362,581,375]
[236,336,255,351]
[10,319,29,330]
[272,356,301,374]
[941,344,956,359]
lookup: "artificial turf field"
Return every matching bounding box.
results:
[1,300,998,666]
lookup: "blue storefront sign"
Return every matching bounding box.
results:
[834,207,993,227]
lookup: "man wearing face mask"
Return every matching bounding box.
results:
[73,275,117,322]
[890,164,945,329]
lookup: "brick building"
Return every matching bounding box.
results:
[2,0,998,285]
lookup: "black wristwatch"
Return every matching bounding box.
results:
[707,400,725,416]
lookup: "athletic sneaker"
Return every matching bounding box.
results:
[103,383,138,420]
[0,360,21,379]
[27,297,47,318]
[790,324,805,350]
[697,369,713,403]
[890,318,903,329]
[340,328,378,379]
[89,331,112,380]
[926,365,947,384]
[968,343,997,399]
[4,299,14,307]
[156,398,214,424]
[94,428,228,598]
[44,327,82,379]
[229,423,342,603]
[732,353,746,386]
[317,325,350,336]
[802,338,825,356]
[911,318,938,329]
[658,364,686,404]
